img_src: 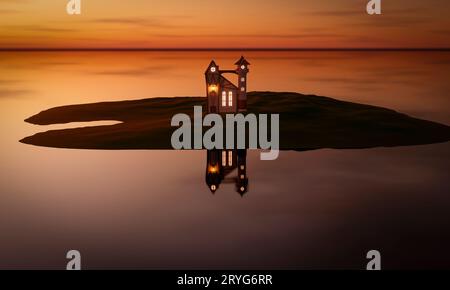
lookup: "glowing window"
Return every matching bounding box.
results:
[241,87,245,92]
[208,85,218,94]
[221,91,226,107]
[240,165,245,170]
[241,77,245,82]
[228,91,233,106]
[211,67,216,72]
[241,65,246,70]
[228,151,233,166]
[222,151,227,166]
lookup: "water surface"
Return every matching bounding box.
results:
[0,51,449,269]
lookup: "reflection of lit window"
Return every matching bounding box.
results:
[221,91,226,107]
[211,185,216,191]
[228,151,233,166]
[240,165,245,170]
[228,91,233,106]
[240,186,245,192]
[208,165,218,173]
[222,151,226,166]
[241,77,245,82]
[240,174,245,179]
[211,67,216,72]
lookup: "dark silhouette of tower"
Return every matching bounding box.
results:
[235,56,250,112]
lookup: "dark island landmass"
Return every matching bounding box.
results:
[20,91,450,150]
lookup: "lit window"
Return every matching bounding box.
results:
[241,87,245,92]
[211,67,216,72]
[240,186,245,192]
[221,91,226,107]
[241,77,245,82]
[241,65,246,70]
[240,165,245,170]
[228,91,233,106]
[222,151,227,166]
[240,174,245,179]
[228,151,233,166]
[208,85,218,94]
[211,185,216,191]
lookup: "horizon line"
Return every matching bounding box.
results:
[1,47,450,52]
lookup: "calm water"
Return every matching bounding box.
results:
[0,51,449,269]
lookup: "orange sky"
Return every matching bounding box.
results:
[0,0,449,49]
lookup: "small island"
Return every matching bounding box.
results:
[20,91,450,151]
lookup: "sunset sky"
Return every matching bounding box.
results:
[0,0,449,49]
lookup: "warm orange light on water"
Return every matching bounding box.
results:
[208,165,219,173]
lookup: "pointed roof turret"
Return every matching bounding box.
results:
[235,56,250,66]
[210,184,218,193]
[238,185,247,196]
[205,60,219,73]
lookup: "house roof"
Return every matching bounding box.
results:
[235,56,250,66]
[205,60,218,73]
[220,75,238,90]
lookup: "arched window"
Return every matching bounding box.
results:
[228,151,233,166]
[221,91,226,107]
[228,91,233,107]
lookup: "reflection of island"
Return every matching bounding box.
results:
[206,149,248,196]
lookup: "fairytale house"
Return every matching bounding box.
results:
[205,56,250,114]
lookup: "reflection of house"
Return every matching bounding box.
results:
[205,56,250,114]
[206,149,248,196]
